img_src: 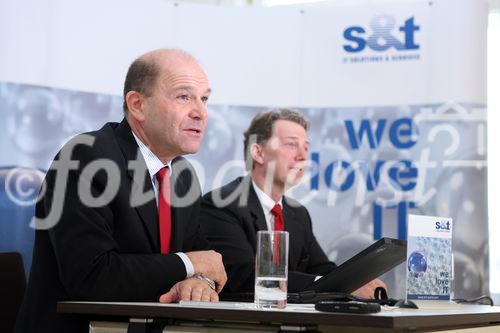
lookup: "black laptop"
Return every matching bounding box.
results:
[220,237,406,302]
[305,237,406,293]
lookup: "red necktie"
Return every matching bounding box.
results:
[271,204,284,231]
[271,204,284,264]
[156,167,172,254]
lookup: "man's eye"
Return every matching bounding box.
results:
[178,95,190,102]
[201,96,209,104]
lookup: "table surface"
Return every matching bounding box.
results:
[58,301,500,331]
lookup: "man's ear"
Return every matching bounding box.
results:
[250,143,264,166]
[125,91,146,122]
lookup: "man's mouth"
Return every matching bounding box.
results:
[289,166,304,172]
[184,128,203,135]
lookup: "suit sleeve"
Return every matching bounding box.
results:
[172,159,210,252]
[286,207,337,292]
[199,194,256,292]
[302,208,337,276]
[39,140,187,302]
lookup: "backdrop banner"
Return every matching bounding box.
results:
[0,0,488,298]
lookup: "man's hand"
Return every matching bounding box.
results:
[186,250,227,292]
[351,279,387,299]
[159,277,219,303]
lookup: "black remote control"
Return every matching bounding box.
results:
[315,301,381,314]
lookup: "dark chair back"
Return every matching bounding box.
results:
[0,166,44,277]
[0,252,26,333]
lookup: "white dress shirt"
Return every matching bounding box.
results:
[251,180,283,231]
[132,132,194,278]
[252,179,321,281]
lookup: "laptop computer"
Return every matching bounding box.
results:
[305,237,406,293]
[220,237,406,303]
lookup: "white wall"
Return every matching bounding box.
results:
[0,0,487,107]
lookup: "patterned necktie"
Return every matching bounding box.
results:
[156,167,172,254]
[271,204,284,264]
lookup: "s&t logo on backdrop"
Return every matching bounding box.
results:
[342,14,421,64]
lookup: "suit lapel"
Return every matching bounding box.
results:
[115,119,160,252]
[282,197,296,229]
[247,177,267,233]
[283,197,301,267]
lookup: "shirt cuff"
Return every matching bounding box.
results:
[176,252,194,278]
[315,275,322,281]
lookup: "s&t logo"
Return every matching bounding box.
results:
[435,220,451,232]
[343,14,420,53]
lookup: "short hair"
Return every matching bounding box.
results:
[122,57,159,114]
[122,49,198,114]
[243,108,309,171]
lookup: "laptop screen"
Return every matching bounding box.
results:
[307,237,407,293]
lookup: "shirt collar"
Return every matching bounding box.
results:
[132,131,172,179]
[251,179,283,213]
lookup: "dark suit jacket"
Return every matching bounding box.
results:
[200,176,336,293]
[15,119,208,333]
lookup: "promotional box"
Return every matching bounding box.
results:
[406,215,453,301]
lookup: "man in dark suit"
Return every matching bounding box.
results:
[15,49,226,333]
[200,109,384,296]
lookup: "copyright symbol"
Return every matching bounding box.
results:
[4,167,45,207]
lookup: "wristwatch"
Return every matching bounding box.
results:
[193,274,216,291]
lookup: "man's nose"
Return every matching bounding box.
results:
[190,98,208,121]
[296,145,308,161]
